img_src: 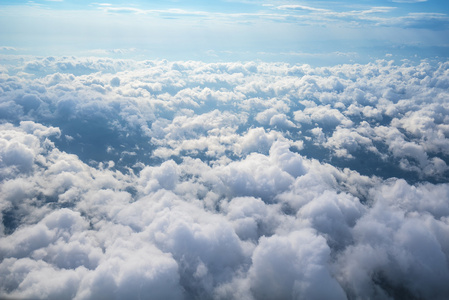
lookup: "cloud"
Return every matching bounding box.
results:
[388,13,449,30]
[271,2,448,31]
[102,7,146,14]
[0,46,17,52]
[276,5,330,13]
[335,182,449,299]
[248,230,347,300]
[0,56,448,181]
[0,56,449,299]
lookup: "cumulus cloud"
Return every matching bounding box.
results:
[0,56,449,299]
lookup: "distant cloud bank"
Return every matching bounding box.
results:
[1,56,449,299]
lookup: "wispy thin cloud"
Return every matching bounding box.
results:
[101,6,146,14]
[276,5,330,12]
[89,2,448,31]
[0,46,17,51]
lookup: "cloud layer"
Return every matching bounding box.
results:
[1,56,449,299]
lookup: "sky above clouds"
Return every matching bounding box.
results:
[1,1,449,300]
[1,0,449,63]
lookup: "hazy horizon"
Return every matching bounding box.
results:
[1,0,449,64]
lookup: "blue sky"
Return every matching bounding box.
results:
[1,0,449,63]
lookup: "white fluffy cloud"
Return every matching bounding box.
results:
[1,56,449,299]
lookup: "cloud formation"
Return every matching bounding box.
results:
[1,56,449,299]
